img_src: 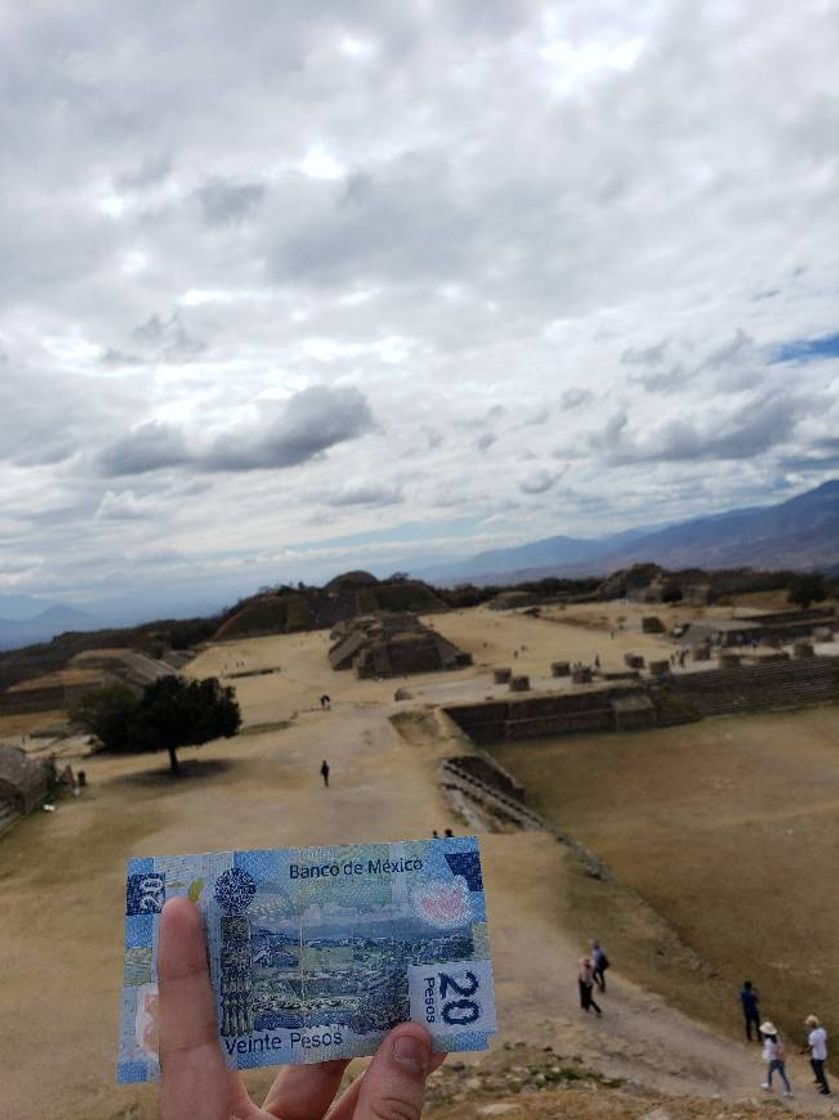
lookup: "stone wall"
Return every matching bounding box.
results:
[664,656,839,717]
[444,657,839,746]
[445,685,647,745]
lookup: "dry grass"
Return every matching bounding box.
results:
[492,706,839,1057]
[0,708,68,736]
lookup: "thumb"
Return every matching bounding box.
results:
[354,1025,433,1120]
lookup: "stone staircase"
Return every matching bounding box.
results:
[664,656,839,717]
[439,758,546,830]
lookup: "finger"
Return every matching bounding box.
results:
[158,897,229,1120]
[353,1025,433,1120]
[328,1051,445,1120]
[261,1059,349,1120]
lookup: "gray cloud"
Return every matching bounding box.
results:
[592,394,821,466]
[98,421,190,476]
[519,469,560,494]
[95,489,159,521]
[194,178,266,225]
[623,330,763,394]
[132,313,207,362]
[561,389,593,410]
[203,386,375,471]
[621,340,670,366]
[117,156,172,190]
[273,154,483,287]
[99,386,376,476]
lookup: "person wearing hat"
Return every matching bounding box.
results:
[805,1015,831,1095]
[760,1021,792,1096]
[578,956,602,1017]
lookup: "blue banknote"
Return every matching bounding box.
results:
[117,837,495,1082]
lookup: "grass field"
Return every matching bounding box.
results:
[491,706,839,1057]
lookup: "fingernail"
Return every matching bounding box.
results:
[392,1032,429,1073]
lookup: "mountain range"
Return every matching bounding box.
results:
[2,481,837,651]
[420,480,839,585]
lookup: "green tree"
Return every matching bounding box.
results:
[787,572,828,610]
[73,675,241,775]
[71,682,140,752]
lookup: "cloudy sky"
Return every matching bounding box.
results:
[3,0,839,616]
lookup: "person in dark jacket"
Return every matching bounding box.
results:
[591,941,609,992]
[740,980,761,1041]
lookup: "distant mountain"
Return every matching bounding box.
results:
[424,481,839,584]
[0,604,100,651]
[594,480,839,572]
[420,535,608,584]
[0,593,65,622]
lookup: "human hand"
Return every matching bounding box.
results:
[157,897,444,1120]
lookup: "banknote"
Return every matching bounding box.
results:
[117,836,495,1082]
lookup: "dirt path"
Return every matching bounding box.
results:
[482,832,830,1105]
[2,621,833,1118]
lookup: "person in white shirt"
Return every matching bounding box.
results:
[760,1021,792,1096]
[805,1015,831,1096]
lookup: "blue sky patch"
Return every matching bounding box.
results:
[771,332,839,363]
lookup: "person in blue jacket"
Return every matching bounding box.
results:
[740,980,761,1041]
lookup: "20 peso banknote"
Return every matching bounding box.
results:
[117,836,496,1082]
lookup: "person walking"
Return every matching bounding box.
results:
[591,941,609,992]
[805,1015,831,1095]
[739,980,761,1041]
[320,760,330,788]
[760,1021,792,1096]
[578,957,602,1017]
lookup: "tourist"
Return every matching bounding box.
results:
[320,694,331,710]
[578,957,602,1017]
[805,1015,831,1095]
[444,828,454,837]
[591,941,609,992]
[320,759,330,788]
[760,1021,792,1096]
[739,980,761,1041]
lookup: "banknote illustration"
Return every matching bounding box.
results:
[117,837,495,1082]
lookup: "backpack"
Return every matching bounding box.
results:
[599,953,610,970]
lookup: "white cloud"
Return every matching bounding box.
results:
[1,0,839,608]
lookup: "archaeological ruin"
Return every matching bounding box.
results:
[329,612,472,679]
[0,746,51,834]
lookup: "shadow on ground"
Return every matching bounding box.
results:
[108,756,237,787]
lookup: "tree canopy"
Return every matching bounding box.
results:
[787,572,828,610]
[73,675,241,774]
